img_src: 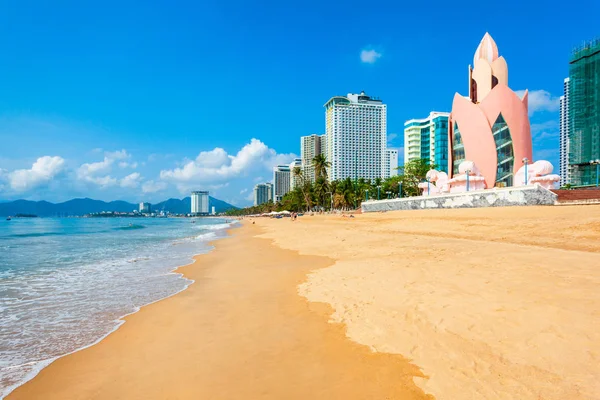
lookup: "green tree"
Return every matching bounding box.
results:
[397,159,437,197]
[312,154,331,181]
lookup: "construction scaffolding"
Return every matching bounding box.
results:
[569,39,600,186]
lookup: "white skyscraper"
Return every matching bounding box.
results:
[324,91,387,181]
[191,191,209,215]
[383,149,399,178]
[272,165,291,203]
[300,134,327,182]
[139,202,151,213]
[559,77,571,187]
[289,158,302,188]
[253,183,273,206]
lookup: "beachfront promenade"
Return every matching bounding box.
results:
[8,205,600,399]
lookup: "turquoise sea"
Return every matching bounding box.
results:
[0,217,235,398]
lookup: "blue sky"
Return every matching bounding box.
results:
[0,0,598,205]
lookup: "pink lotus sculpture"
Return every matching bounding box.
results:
[449,33,534,189]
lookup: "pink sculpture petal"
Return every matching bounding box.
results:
[479,83,533,179]
[450,94,497,188]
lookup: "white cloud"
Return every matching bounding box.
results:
[118,161,138,169]
[515,89,560,116]
[360,49,382,64]
[90,176,118,187]
[7,156,65,192]
[77,149,131,186]
[160,139,296,193]
[240,188,248,194]
[142,180,167,193]
[120,172,142,188]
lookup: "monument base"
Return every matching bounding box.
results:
[361,184,557,213]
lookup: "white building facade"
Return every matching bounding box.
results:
[383,149,399,178]
[324,92,387,181]
[289,158,303,188]
[139,202,151,213]
[559,77,571,187]
[300,134,327,182]
[191,191,209,215]
[403,111,450,173]
[253,183,273,206]
[272,165,291,203]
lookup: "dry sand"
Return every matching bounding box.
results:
[256,205,600,399]
[8,205,600,399]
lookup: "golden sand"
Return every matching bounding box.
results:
[8,223,430,400]
[8,205,600,399]
[256,205,600,399]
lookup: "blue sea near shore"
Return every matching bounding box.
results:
[0,217,236,398]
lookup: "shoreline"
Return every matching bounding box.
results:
[6,206,599,399]
[2,223,238,399]
[8,221,430,399]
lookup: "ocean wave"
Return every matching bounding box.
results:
[195,232,217,240]
[113,224,146,231]
[5,232,68,239]
[0,218,234,398]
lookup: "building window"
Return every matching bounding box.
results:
[492,114,514,186]
[452,122,465,175]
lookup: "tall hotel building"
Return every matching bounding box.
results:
[190,191,209,215]
[383,149,399,178]
[289,158,302,188]
[300,134,327,182]
[253,183,273,206]
[272,165,291,202]
[568,39,600,186]
[559,78,571,186]
[404,112,450,173]
[324,92,387,181]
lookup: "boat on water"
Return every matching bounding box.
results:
[6,216,11,221]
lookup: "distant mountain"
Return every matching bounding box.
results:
[0,197,237,217]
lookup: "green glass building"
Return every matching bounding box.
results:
[569,39,600,186]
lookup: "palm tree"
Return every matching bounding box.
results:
[292,166,304,188]
[312,154,331,181]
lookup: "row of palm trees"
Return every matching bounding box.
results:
[225,157,434,216]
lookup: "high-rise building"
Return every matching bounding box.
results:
[211,206,216,215]
[383,149,399,178]
[191,191,209,215]
[404,112,450,172]
[559,78,571,186]
[139,202,151,213]
[324,91,387,181]
[300,134,327,182]
[568,39,600,186]
[289,158,303,188]
[272,165,291,203]
[253,183,273,206]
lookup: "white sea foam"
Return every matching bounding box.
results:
[0,218,235,399]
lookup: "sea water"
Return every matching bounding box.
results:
[0,217,236,398]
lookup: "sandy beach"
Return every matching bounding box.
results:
[7,205,600,399]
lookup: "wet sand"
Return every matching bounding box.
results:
[7,223,431,400]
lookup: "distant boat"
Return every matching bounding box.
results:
[191,220,196,224]
[6,216,11,221]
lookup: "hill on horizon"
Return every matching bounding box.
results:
[0,197,237,217]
